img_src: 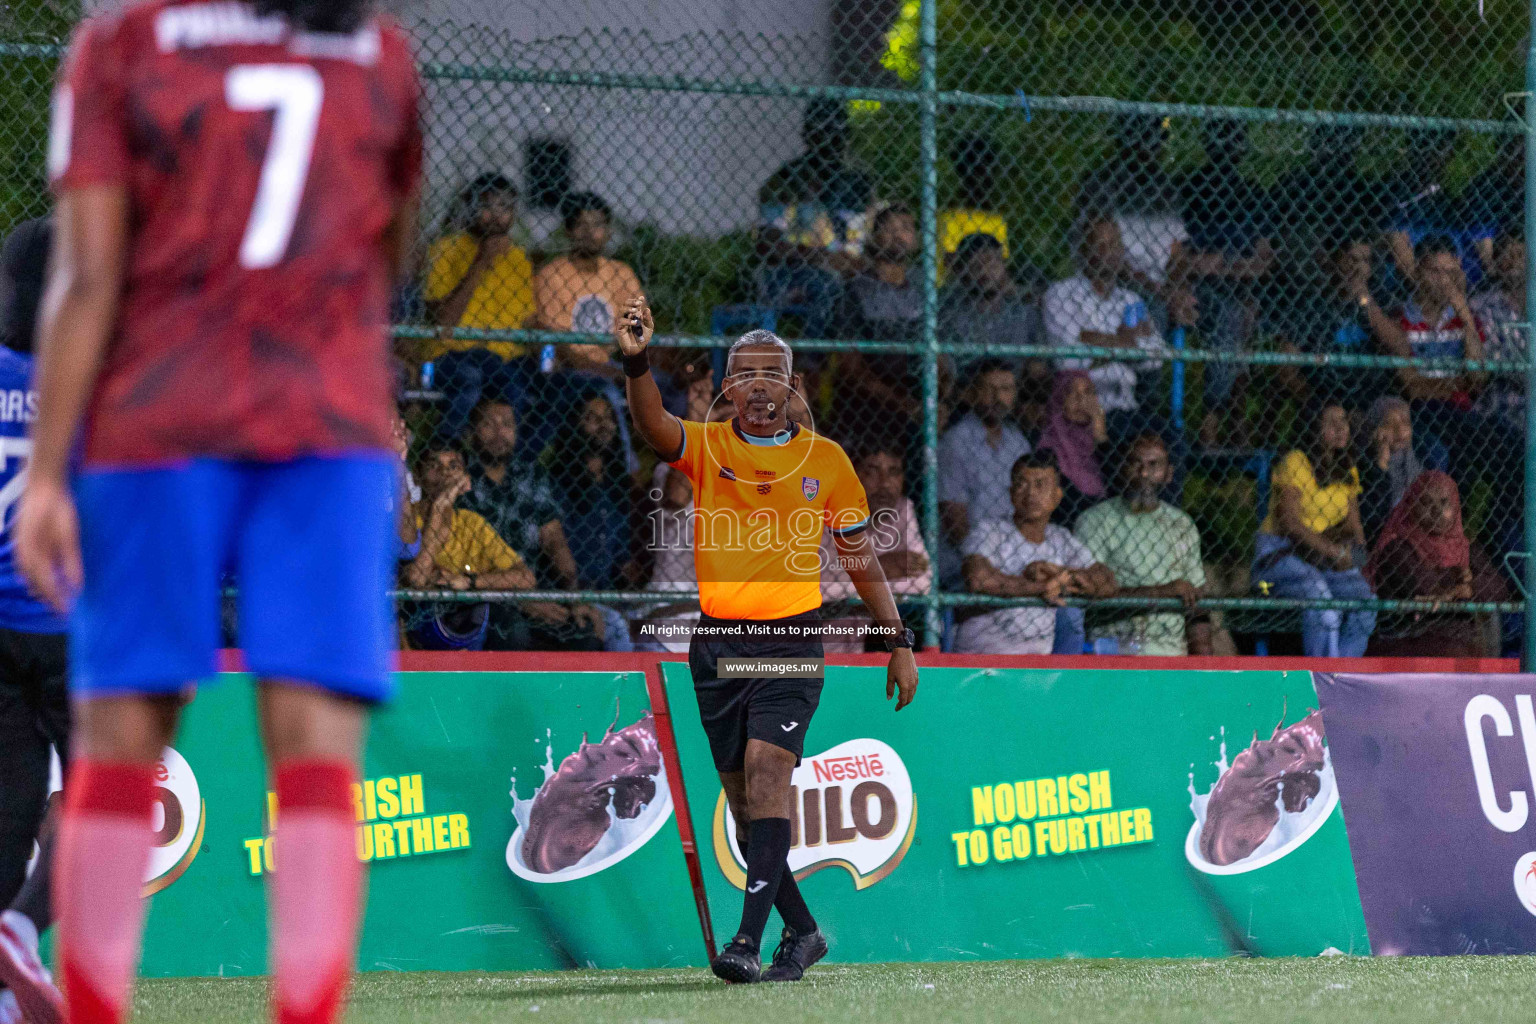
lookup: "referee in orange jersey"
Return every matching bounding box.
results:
[618,296,918,984]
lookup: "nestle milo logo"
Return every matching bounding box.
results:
[144,747,205,896]
[713,738,916,890]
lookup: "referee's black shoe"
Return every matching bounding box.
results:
[762,926,828,982]
[710,936,762,983]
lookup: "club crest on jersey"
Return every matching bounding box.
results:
[802,476,820,501]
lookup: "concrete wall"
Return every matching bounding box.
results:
[398,0,834,236]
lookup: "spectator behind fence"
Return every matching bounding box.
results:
[1472,231,1527,434]
[938,233,1041,377]
[835,204,922,345]
[1075,434,1209,656]
[1269,229,1395,413]
[531,191,643,471]
[1034,370,1109,526]
[402,448,536,649]
[1382,234,1485,410]
[539,387,638,651]
[939,135,1008,277]
[937,360,1032,586]
[755,97,875,338]
[1179,120,1275,429]
[536,192,642,377]
[957,451,1116,654]
[833,204,923,451]
[1252,403,1376,657]
[1034,370,1110,653]
[1358,396,1448,539]
[1365,471,1508,658]
[1380,233,1523,552]
[404,448,535,591]
[423,172,537,442]
[540,388,638,591]
[1044,217,1179,443]
[821,445,933,652]
[1076,114,1196,317]
[1382,129,1490,290]
[460,398,606,651]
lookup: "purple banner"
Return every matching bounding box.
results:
[1317,672,1536,955]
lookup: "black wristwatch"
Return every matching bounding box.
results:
[882,626,916,652]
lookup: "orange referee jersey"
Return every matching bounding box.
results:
[669,418,871,620]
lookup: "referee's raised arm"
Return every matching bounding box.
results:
[616,295,683,462]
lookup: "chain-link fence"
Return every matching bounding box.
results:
[2,0,1532,656]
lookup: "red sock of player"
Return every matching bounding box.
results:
[269,760,361,1024]
[54,760,157,1024]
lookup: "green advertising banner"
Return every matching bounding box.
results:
[130,670,701,976]
[661,663,1370,960]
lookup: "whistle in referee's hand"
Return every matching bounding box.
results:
[628,316,646,342]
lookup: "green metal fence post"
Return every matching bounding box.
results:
[918,0,942,648]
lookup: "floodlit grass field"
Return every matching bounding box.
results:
[134,956,1536,1023]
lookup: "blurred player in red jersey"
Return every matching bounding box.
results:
[14,0,420,1021]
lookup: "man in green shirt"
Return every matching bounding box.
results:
[1075,435,1210,655]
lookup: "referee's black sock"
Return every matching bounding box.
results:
[774,866,817,935]
[735,817,791,950]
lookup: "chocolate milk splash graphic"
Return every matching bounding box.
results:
[1187,709,1337,873]
[508,710,669,881]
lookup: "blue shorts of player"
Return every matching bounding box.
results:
[70,454,398,702]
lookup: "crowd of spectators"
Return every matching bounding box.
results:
[395,108,1525,657]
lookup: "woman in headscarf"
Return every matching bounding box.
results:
[1357,396,1446,538]
[1365,471,1508,657]
[1035,371,1108,526]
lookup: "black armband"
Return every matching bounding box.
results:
[623,351,651,378]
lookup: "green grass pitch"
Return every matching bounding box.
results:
[133,956,1536,1023]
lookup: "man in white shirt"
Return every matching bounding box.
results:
[1075,115,1191,297]
[937,360,1031,586]
[958,450,1117,653]
[1043,217,1168,436]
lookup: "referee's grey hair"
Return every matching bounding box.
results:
[726,329,793,376]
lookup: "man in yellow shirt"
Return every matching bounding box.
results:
[403,448,536,593]
[401,447,537,650]
[422,173,537,442]
[618,296,918,985]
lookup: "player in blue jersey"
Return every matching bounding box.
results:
[0,216,67,1024]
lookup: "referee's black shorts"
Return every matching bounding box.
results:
[687,610,824,773]
[0,626,69,907]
